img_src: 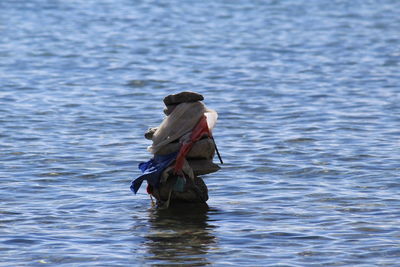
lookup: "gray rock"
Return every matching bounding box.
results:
[163,91,204,106]
[155,138,215,159]
[155,141,181,155]
[188,159,220,175]
[163,104,177,116]
[144,127,158,140]
[187,138,215,159]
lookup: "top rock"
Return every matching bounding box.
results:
[163,91,204,106]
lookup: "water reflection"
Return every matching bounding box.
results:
[144,203,217,266]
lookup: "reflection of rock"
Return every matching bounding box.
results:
[144,203,216,266]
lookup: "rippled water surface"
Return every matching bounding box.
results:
[1,0,400,266]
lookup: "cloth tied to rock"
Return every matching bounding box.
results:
[130,151,178,194]
[173,115,211,173]
[130,114,215,194]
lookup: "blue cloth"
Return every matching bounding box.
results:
[130,152,178,194]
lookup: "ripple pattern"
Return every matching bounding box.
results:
[1,0,400,266]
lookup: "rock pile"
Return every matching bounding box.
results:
[131,92,222,208]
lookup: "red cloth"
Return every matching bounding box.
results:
[173,115,211,173]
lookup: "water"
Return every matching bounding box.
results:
[1,0,400,266]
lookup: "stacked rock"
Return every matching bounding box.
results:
[137,91,221,207]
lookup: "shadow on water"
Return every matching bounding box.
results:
[143,203,217,266]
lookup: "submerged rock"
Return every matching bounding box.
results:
[150,175,209,208]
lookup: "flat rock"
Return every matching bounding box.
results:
[186,138,215,159]
[155,138,215,159]
[155,140,180,155]
[163,91,204,106]
[188,159,220,175]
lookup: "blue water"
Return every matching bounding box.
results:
[1,0,400,266]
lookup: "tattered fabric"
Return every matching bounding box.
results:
[130,152,178,194]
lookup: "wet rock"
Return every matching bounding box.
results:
[152,175,209,205]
